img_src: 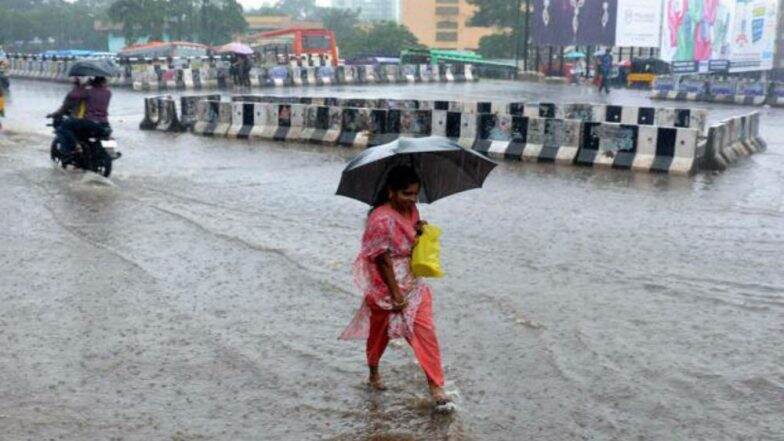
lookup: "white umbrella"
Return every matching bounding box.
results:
[217,42,254,55]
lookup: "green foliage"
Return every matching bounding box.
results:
[0,0,247,51]
[319,8,423,59]
[467,0,528,59]
[273,0,324,21]
[466,0,523,29]
[107,0,248,47]
[359,22,424,58]
[477,32,516,59]
[0,0,107,50]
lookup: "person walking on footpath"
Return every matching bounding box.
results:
[339,165,452,408]
[598,49,613,94]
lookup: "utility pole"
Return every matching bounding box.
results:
[513,0,523,75]
[522,0,531,71]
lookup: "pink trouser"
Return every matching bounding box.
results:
[366,291,445,387]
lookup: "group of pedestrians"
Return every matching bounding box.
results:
[230,54,253,88]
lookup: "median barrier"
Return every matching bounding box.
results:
[139,97,161,131]
[317,66,334,85]
[146,94,765,176]
[523,117,583,164]
[431,110,477,148]
[227,102,255,139]
[249,103,277,139]
[338,108,373,147]
[472,113,526,160]
[155,97,184,132]
[180,94,221,130]
[300,106,343,144]
[733,81,767,105]
[576,122,701,175]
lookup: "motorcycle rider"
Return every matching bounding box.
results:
[48,77,87,120]
[56,76,111,162]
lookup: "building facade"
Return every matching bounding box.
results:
[399,0,495,51]
[333,0,399,23]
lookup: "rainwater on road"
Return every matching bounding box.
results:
[0,79,782,440]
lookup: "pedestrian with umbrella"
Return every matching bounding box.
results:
[337,137,496,411]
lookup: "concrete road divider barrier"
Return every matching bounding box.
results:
[399,110,433,137]
[268,66,290,87]
[249,103,277,139]
[472,114,526,160]
[192,100,230,137]
[522,117,583,164]
[300,106,343,144]
[317,66,334,85]
[381,65,401,83]
[431,110,477,148]
[563,103,607,122]
[654,108,707,134]
[402,65,417,83]
[631,126,701,175]
[192,100,219,136]
[180,94,221,130]
[280,103,307,141]
[155,97,184,132]
[227,102,255,139]
[577,122,701,175]
[733,82,767,105]
[146,94,764,176]
[358,65,377,84]
[339,108,373,147]
[769,83,784,106]
[8,54,476,90]
[707,79,738,103]
[139,97,161,131]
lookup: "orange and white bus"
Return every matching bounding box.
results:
[247,28,339,66]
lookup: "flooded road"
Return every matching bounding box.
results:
[1,79,783,440]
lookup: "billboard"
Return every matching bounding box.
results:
[615,0,665,47]
[660,0,779,73]
[533,0,618,46]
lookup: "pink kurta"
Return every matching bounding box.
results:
[340,203,428,340]
[339,203,445,386]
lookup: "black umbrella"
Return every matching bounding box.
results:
[336,136,497,205]
[67,59,121,77]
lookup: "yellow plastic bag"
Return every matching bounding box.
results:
[411,224,444,278]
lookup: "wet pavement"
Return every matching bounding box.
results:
[1,79,783,441]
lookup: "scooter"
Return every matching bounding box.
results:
[48,115,121,178]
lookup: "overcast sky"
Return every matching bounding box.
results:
[238,0,332,8]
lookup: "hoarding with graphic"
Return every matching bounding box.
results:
[615,0,665,47]
[660,0,778,73]
[533,0,619,46]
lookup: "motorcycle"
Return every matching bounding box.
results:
[48,115,121,178]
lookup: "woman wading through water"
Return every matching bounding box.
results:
[340,165,452,407]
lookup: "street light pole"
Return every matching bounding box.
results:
[523,0,531,71]
[513,0,523,76]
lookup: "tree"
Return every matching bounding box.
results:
[477,32,516,59]
[108,0,166,44]
[0,0,107,51]
[466,0,527,59]
[107,0,247,47]
[199,0,248,45]
[359,22,424,58]
[320,8,362,54]
[466,0,522,28]
[273,0,323,21]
